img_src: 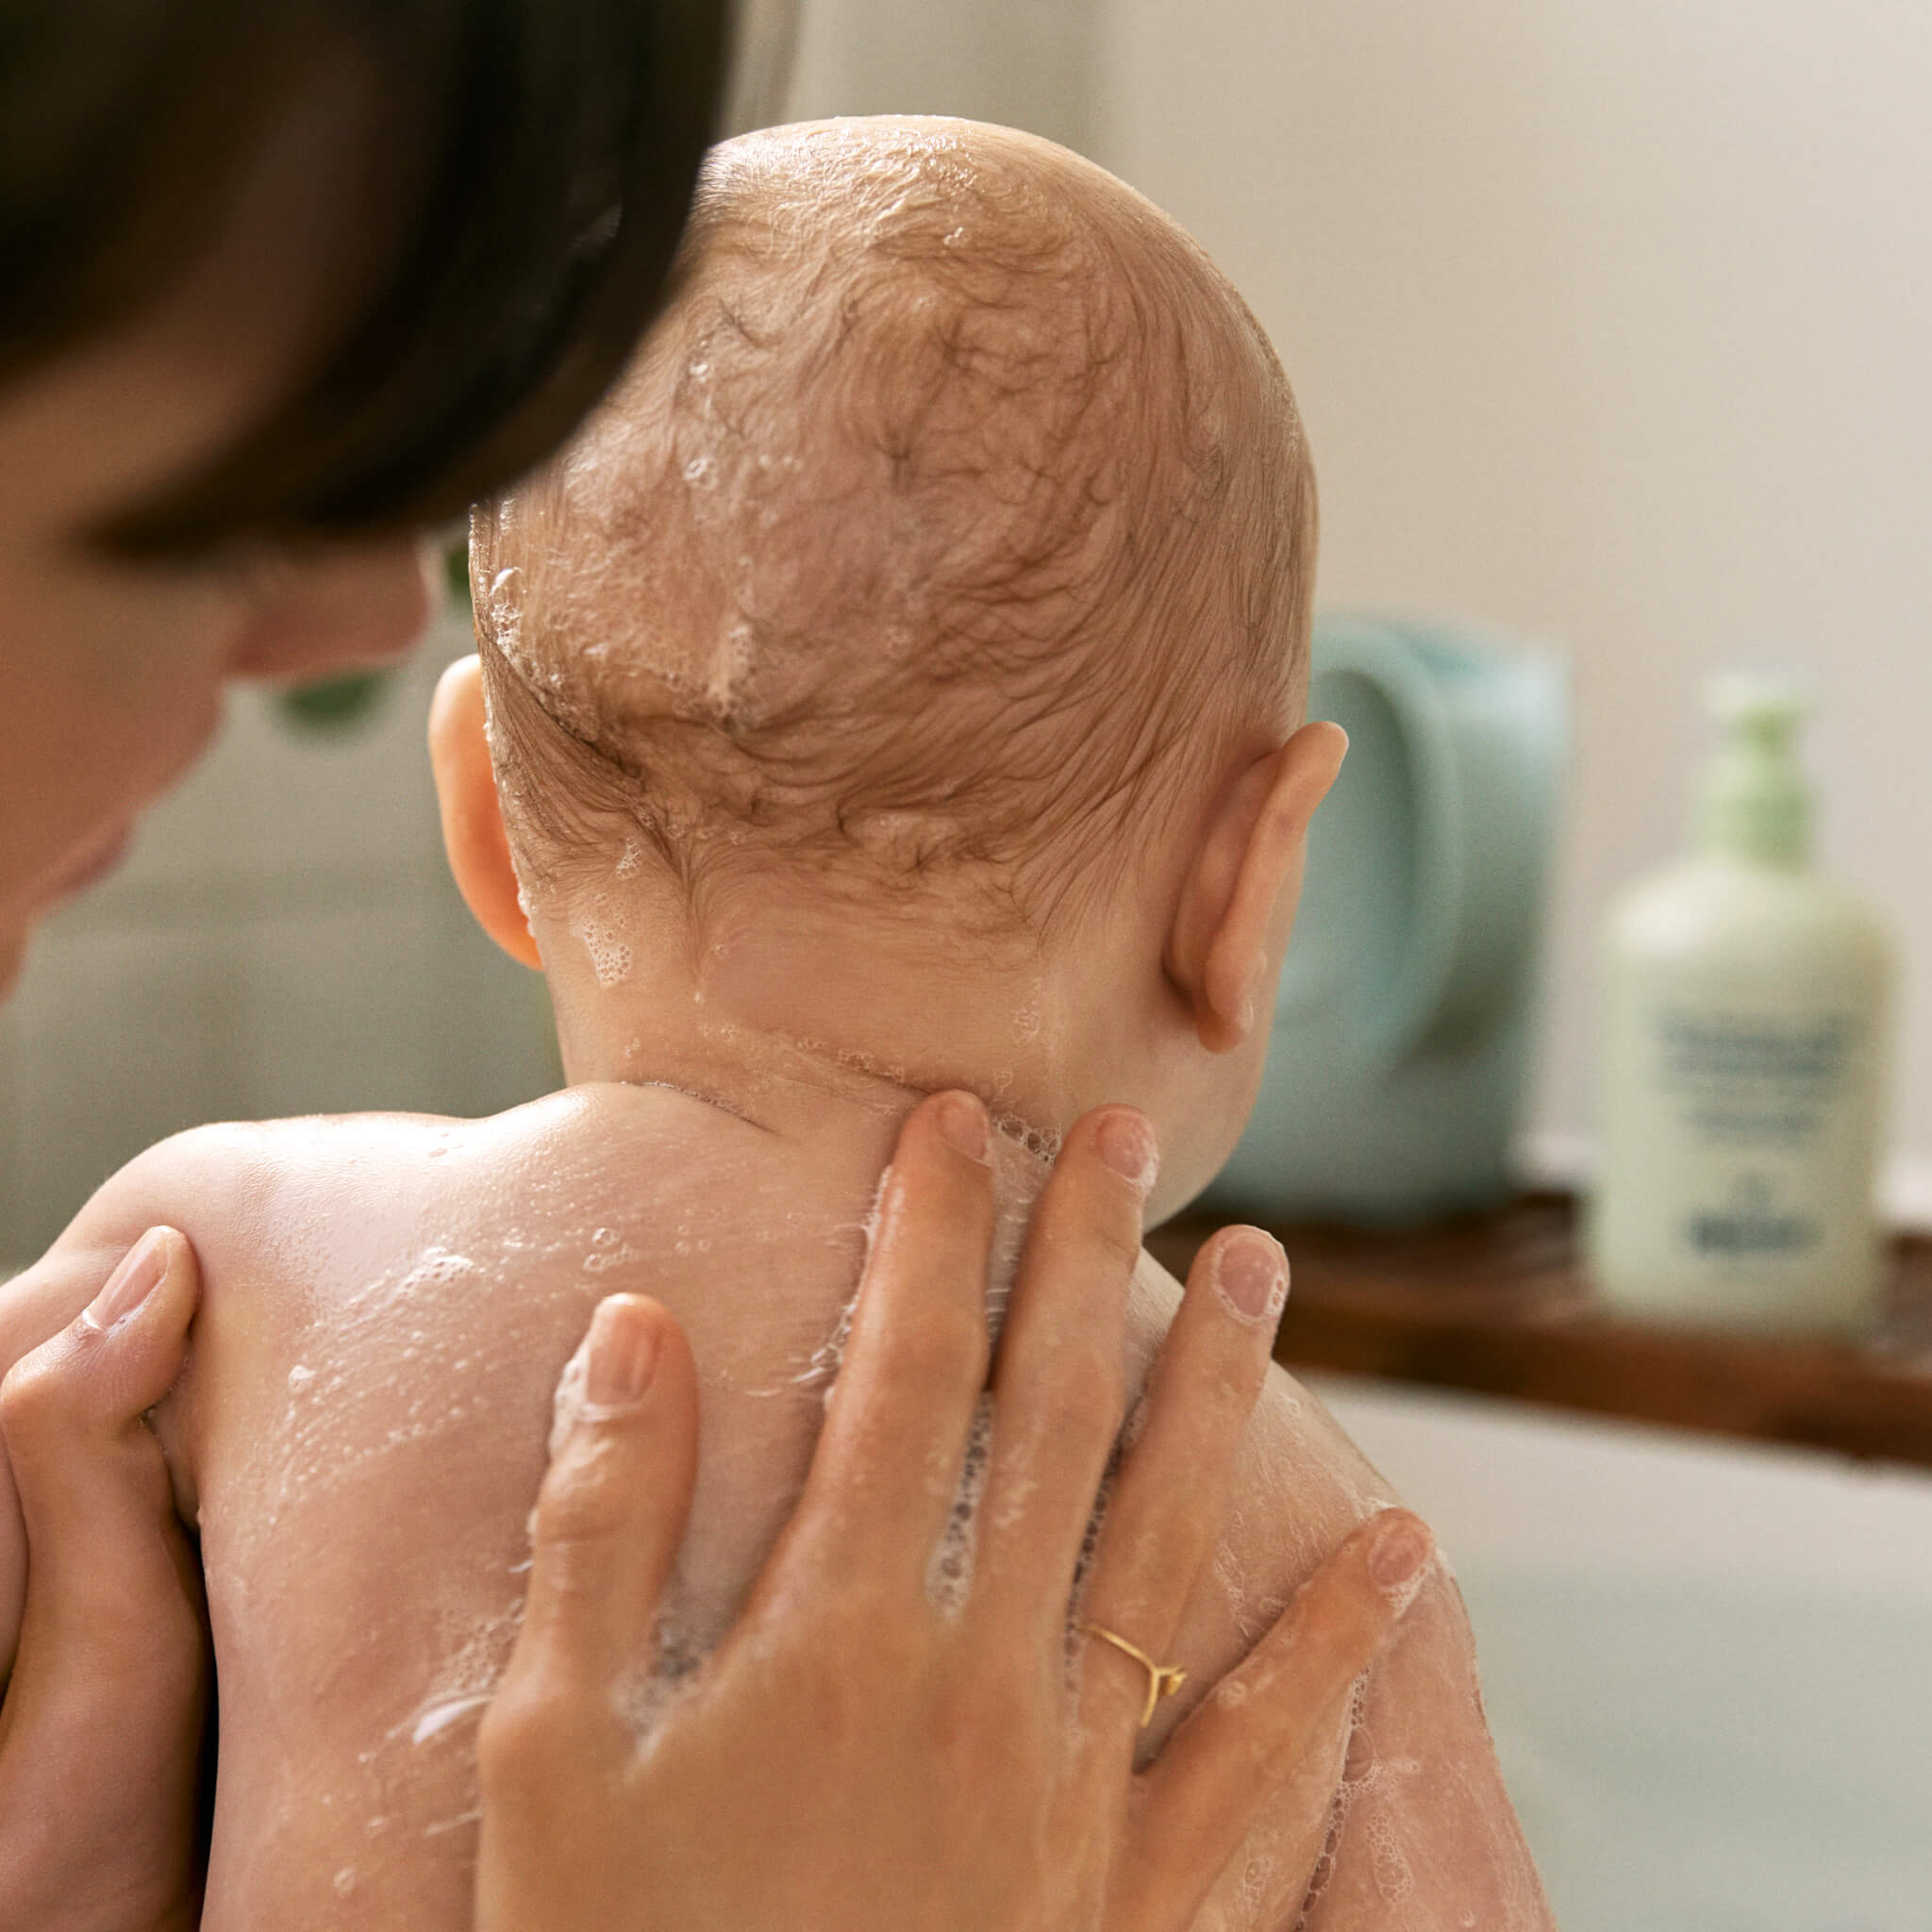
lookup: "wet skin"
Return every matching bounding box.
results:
[0,1085,1539,1931]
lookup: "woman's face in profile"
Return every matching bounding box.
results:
[0,62,434,992]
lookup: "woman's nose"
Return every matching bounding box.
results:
[228,538,437,683]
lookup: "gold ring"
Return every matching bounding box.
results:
[1079,1621,1188,1729]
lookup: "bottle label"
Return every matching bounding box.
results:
[1622,997,1879,1301]
[1683,1176,1818,1257]
[1656,1008,1853,1135]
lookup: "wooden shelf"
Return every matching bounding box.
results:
[1147,1196,1932,1470]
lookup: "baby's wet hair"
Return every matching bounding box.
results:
[475,117,1314,936]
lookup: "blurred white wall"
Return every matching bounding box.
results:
[1084,0,1932,1169]
[786,0,1096,152]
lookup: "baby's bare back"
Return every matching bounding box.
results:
[42,1084,1536,1930]
[153,1087,870,1927]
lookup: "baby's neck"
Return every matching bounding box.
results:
[537,873,1088,1161]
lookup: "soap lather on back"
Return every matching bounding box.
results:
[172,1089,927,1925]
[129,1087,1437,1931]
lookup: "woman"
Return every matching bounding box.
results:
[0,5,1432,1925]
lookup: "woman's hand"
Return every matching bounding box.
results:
[0,1229,209,1932]
[475,1094,1434,1931]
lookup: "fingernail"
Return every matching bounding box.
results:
[1214,1229,1287,1321]
[1367,1512,1435,1591]
[585,1297,659,1407]
[1096,1109,1158,1191]
[934,1091,991,1164]
[83,1228,169,1332]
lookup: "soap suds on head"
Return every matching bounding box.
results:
[573,886,638,988]
[471,115,1314,943]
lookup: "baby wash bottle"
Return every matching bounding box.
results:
[1589,675,1895,1333]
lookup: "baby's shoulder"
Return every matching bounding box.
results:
[0,1086,813,1371]
[0,1115,321,1369]
[178,1085,835,1293]
[102,1083,815,1260]
[180,1084,867,1396]
[143,1088,863,1516]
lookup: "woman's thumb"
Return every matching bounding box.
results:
[2,1226,200,1607]
[490,1296,700,1723]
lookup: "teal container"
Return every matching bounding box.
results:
[1204,615,1568,1226]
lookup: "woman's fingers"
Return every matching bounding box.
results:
[477,1296,700,1932]
[489,1296,698,1717]
[971,1107,1153,1641]
[775,1091,996,1592]
[1073,1225,1287,1746]
[1,1226,204,1655]
[0,1227,209,1932]
[1122,1509,1437,1927]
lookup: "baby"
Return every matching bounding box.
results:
[0,120,1547,1929]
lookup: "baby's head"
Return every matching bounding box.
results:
[438,118,1342,1213]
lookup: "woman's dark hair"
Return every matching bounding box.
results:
[0,0,728,552]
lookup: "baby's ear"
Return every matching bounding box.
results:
[428,656,543,971]
[1163,721,1346,1054]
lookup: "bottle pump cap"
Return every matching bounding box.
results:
[1701,672,1812,866]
